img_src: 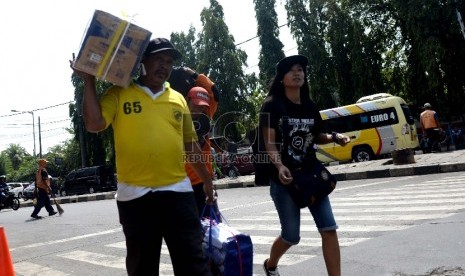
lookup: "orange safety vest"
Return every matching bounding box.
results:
[35,169,50,192]
[420,110,439,130]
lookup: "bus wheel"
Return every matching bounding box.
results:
[352,146,374,162]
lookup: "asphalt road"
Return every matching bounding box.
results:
[2,172,465,275]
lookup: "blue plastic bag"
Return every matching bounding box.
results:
[201,206,253,276]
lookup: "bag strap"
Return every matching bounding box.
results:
[201,204,226,224]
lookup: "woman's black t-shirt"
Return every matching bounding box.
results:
[259,96,324,183]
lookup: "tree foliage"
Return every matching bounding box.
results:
[253,0,286,89]
[4,0,465,180]
[171,0,258,143]
[70,74,115,168]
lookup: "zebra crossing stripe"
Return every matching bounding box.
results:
[405,181,465,187]
[343,187,465,196]
[57,250,126,269]
[330,213,455,221]
[251,236,369,247]
[57,250,174,273]
[253,253,315,266]
[107,236,369,249]
[333,205,465,213]
[332,198,465,206]
[14,261,69,276]
[106,242,170,255]
[229,212,453,221]
[236,224,410,232]
[10,228,122,252]
[334,192,465,201]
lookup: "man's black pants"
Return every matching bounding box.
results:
[117,191,211,276]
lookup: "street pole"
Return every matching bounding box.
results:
[11,109,36,157]
[31,111,36,158]
[38,116,42,158]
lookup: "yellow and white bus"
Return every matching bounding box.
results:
[317,93,419,163]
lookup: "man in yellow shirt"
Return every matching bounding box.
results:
[71,38,214,276]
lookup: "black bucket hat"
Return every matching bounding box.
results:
[275,55,308,79]
[143,38,182,60]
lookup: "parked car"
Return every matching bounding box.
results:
[22,183,36,201]
[218,147,255,177]
[60,165,117,196]
[6,182,29,199]
[49,176,59,196]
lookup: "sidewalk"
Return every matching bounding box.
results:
[212,149,465,189]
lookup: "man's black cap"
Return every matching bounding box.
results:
[143,38,182,60]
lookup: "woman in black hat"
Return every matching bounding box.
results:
[259,55,349,276]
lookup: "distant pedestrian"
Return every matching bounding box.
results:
[30,159,57,219]
[0,175,8,206]
[420,103,441,152]
[452,126,464,149]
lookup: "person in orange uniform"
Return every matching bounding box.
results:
[170,67,221,217]
[185,86,220,218]
[420,103,441,152]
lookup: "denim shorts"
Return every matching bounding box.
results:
[270,179,338,245]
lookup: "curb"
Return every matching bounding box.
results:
[334,162,464,181]
[218,162,465,188]
[19,192,116,208]
[17,162,465,208]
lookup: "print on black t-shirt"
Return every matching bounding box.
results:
[280,116,316,168]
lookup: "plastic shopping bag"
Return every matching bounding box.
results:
[201,205,253,276]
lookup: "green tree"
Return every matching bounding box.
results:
[70,74,115,168]
[171,0,262,143]
[170,26,198,68]
[0,151,12,177]
[392,0,465,120]
[3,144,29,171]
[253,0,285,89]
[285,0,338,108]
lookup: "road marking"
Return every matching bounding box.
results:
[251,236,369,247]
[336,176,417,191]
[333,213,455,221]
[14,261,70,276]
[57,250,175,274]
[333,205,465,213]
[10,228,122,251]
[106,241,170,255]
[332,197,465,205]
[57,250,126,269]
[253,253,315,266]
[345,187,465,196]
[229,213,454,221]
[237,224,411,232]
[390,182,465,188]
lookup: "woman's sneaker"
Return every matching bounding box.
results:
[263,258,280,276]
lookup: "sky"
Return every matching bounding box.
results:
[0,0,297,155]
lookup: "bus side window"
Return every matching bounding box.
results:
[401,104,415,125]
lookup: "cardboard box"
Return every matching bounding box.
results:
[74,10,152,87]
